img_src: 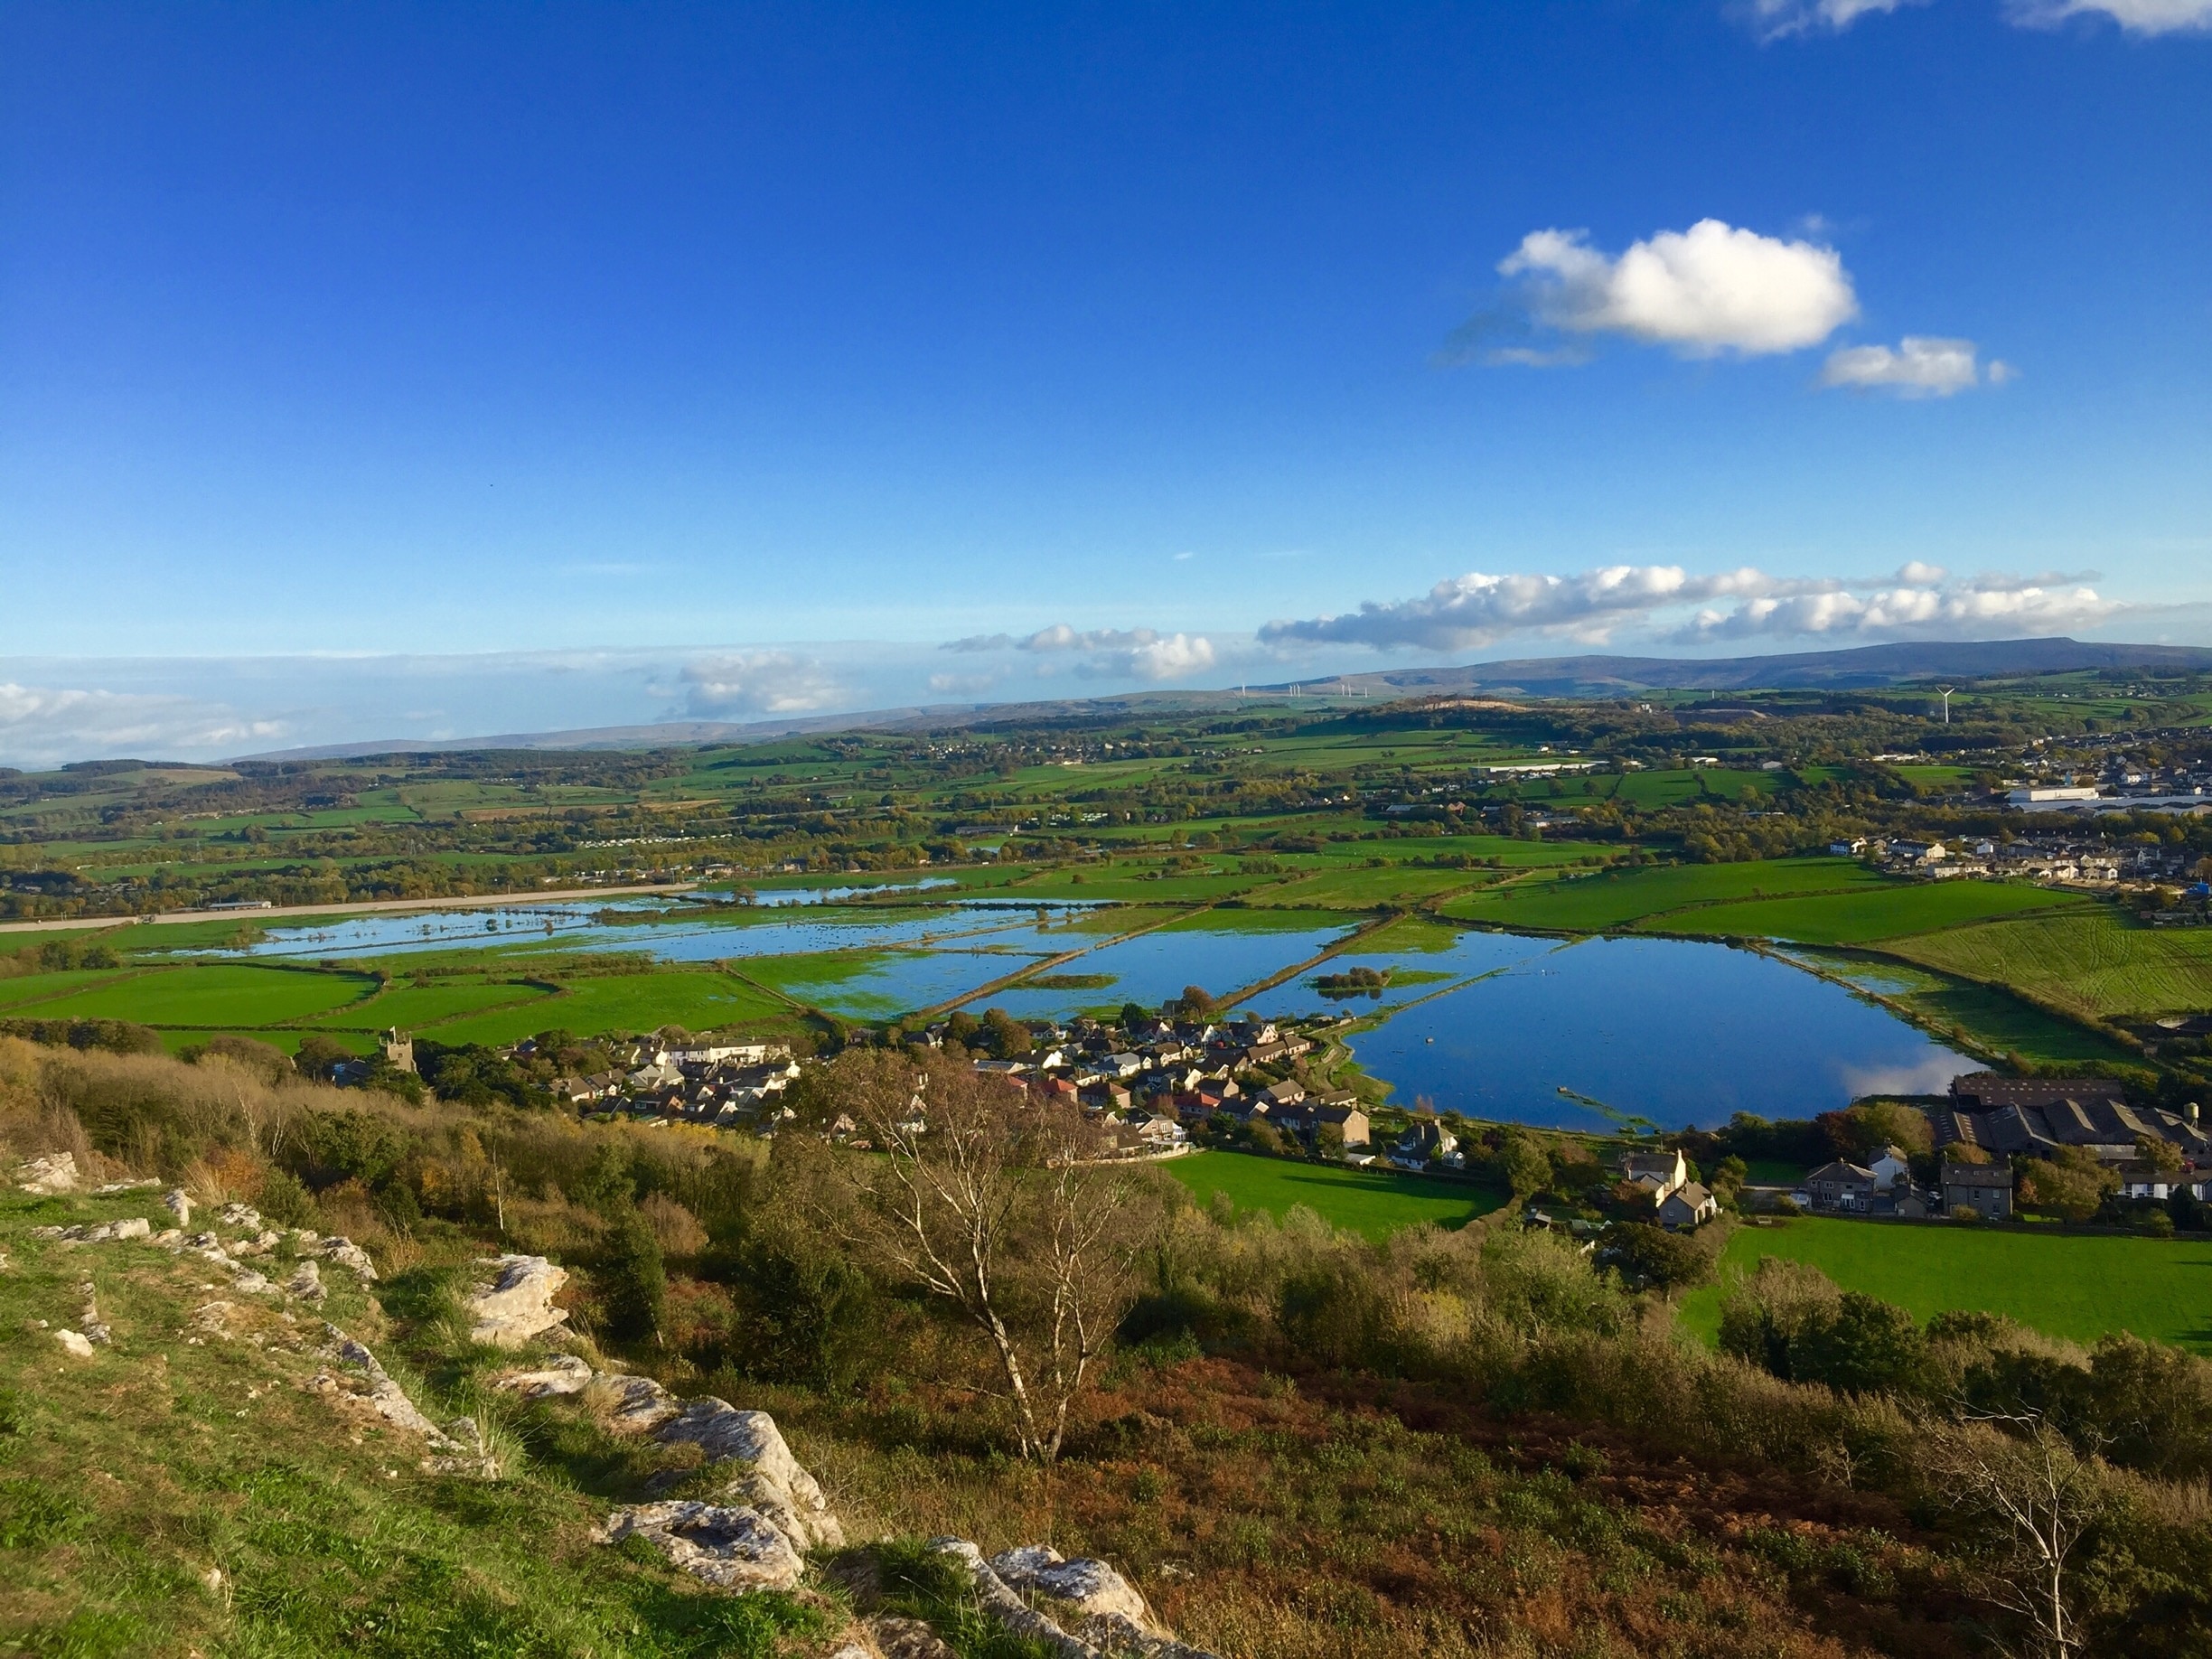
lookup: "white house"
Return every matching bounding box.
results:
[1867,1145,1914,1189]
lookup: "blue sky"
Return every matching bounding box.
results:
[3,0,2208,763]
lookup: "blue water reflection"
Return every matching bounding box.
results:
[1246,929,1556,1019]
[1349,934,1970,1130]
[979,921,1356,1021]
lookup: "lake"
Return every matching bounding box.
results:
[1348,933,1972,1130]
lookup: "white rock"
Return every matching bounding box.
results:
[285,1260,325,1301]
[596,1372,680,1432]
[33,1217,153,1244]
[656,1401,842,1551]
[931,1542,1098,1658]
[231,1269,276,1295]
[319,1328,459,1449]
[16,1153,80,1195]
[79,1281,110,1345]
[54,1328,97,1358]
[94,1178,160,1194]
[935,1540,1222,1659]
[318,1236,379,1282]
[492,1354,594,1398]
[218,1202,266,1231]
[464,1254,570,1347]
[594,1501,804,1591]
[989,1546,1155,1632]
[164,1189,192,1227]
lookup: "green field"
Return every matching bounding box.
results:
[1440,857,1883,933]
[0,969,137,1010]
[1163,1149,1507,1241]
[19,963,379,1027]
[1257,866,1487,909]
[417,969,794,1046]
[1656,880,2087,946]
[1158,906,1350,936]
[1677,1216,2212,1354]
[1607,767,1778,808]
[1886,907,2212,1022]
[302,978,560,1032]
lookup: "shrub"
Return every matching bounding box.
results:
[597,1205,668,1344]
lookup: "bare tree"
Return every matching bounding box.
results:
[841,1050,1141,1464]
[1927,1409,2105,1659]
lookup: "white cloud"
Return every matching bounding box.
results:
[2007,0,2212,32]
[1740,0,1926,40]
[679,651,847,717]
[1680,575,2118,641]
[1261,563,2122,654]
[0,682,283,770]
[1020,625,1217,680]
[1261,567,1780,652]
[1497,220,1858,356]
[1819,336,2011,397]
[942,624,1216,682]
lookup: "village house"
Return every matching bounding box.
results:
[1392,1119,1460,1171]
[1617,1148,1688,1204]
[1867,1145,1914,1189]
[1079,1081,1132,1114]
[1657,1182,1719,1228]
[1942,1158,2014,1220]
[1119,1108,1190,1153]
[1804,1159,1879,1212]
[1270,1096,1372,1152]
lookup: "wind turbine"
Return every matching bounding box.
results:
[1937,686,1956,726]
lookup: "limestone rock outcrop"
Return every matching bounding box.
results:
[15,1153,79,1195]
[318,1236,379,1282]
[315,1328,458,1449]
[870,1615,960,1658]
[930,1539,1221,1659]
[586,1385,844,1593]
[33,1217,152,1243]
[464,1254,569,1347]
[593,1500,806,1591]
[655,1400,844,1551]
[990,1546,1157,1633]
[53,1328,97,1358]
[164,1188,192,1227]
[596,1371,680,1432]
[492,1354,594,1398]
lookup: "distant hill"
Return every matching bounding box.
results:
[1270,637,2212,698]
[230,636,2212,761]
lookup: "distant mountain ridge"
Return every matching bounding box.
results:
[231,636,2212,761]
[1271,637,2212,697]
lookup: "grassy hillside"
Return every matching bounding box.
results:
[10,1036,2212,1656]
[0,1187,832,1659]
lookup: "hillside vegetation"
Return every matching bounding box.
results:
[7,1036,2212,1656]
